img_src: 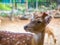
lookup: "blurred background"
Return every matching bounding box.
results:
[0,0,60,45]
[0,0,58,18]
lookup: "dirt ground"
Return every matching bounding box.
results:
[0,17,60,45]
[0,17,30,33]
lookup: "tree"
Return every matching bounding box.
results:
[14,0,17,9]
[25,0,28,11]
[0,0,2,2]
[9,0,15,21]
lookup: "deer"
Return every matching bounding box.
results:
[0,31,37,45]
[24,12,57,45]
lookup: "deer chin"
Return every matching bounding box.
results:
[25,28,33,32]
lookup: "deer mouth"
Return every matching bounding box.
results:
[24,26,33,32]
[25,28,33,32]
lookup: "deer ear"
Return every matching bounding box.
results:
[45,15,52,24]
[42,12,52,24]
[42,12,48,19]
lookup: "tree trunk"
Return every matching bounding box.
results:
[15,0,17,9]
[10,0,15,21]
[25,0,28,12]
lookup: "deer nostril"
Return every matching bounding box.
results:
[24,26,28,30]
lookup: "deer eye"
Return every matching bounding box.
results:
[37,21,41,23]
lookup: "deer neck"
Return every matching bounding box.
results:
[34,28,45,45]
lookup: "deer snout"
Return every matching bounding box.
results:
[24,25,28,30]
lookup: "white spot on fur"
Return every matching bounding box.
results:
[15,41,20,45]
[7,38,10,40]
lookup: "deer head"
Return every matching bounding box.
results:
[24,12,52,33]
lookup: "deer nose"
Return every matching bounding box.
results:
[24,26,28,30]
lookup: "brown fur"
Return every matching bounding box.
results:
[46,26,56,44]
[0,31,34,45]
[24,12,56,45]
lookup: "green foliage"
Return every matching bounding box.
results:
[49,3,57,9]
[38,5,48,12]
[38,0,47,2]
[0,13,7,17]
[0,4,11,11]
[0,0,2,2]
[28,0,47,2]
